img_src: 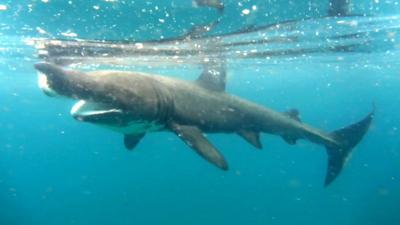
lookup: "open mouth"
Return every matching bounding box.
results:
[37,69,123,123]
[35,63,126,125]
[70,100,123,122]
[70,99,164,134]
[37,71,58,97]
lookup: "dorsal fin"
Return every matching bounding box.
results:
[237,130,262,149]
[284,108,301,122]
[196,59,226,92]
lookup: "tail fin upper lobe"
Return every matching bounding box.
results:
[324,108,375,186]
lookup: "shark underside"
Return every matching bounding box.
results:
[34,62,374,187]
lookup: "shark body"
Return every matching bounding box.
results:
[34,62,373,186]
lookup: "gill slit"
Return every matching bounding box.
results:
[149,81,174,123]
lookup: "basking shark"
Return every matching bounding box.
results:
[34,62,373,186]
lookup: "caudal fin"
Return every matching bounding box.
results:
[324,108,375,186]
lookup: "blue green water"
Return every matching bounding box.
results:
[1,1,399,225]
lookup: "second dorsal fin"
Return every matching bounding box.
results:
[196,59,226,92]
[284,109,301,122]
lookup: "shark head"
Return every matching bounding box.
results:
[34,62,166,134]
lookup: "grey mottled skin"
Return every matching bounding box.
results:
[34,62,373,186]
[36,63,335,144]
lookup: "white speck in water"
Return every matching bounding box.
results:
[0,4,7,11]
[242,9,250,15]
[38,49,48,55]
[135,43,144,49]
[36,27,47,34]
[61,31,78,37]
[93,5,100,10]
[336,56,344,61]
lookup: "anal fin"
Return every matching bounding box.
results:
[237,130,262,149]
[169,122,228,170]
[282,135,297,145]
[124,133,145,150]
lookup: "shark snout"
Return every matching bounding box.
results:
[34,62,65,79]
[34,62,51,73]
[34,62,80,97]
[35,62,64,97]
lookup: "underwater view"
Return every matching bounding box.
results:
[0,0,399,225]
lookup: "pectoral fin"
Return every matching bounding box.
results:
[169,123,228,170]
[237,130,262,149]
[124,133,145,150]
